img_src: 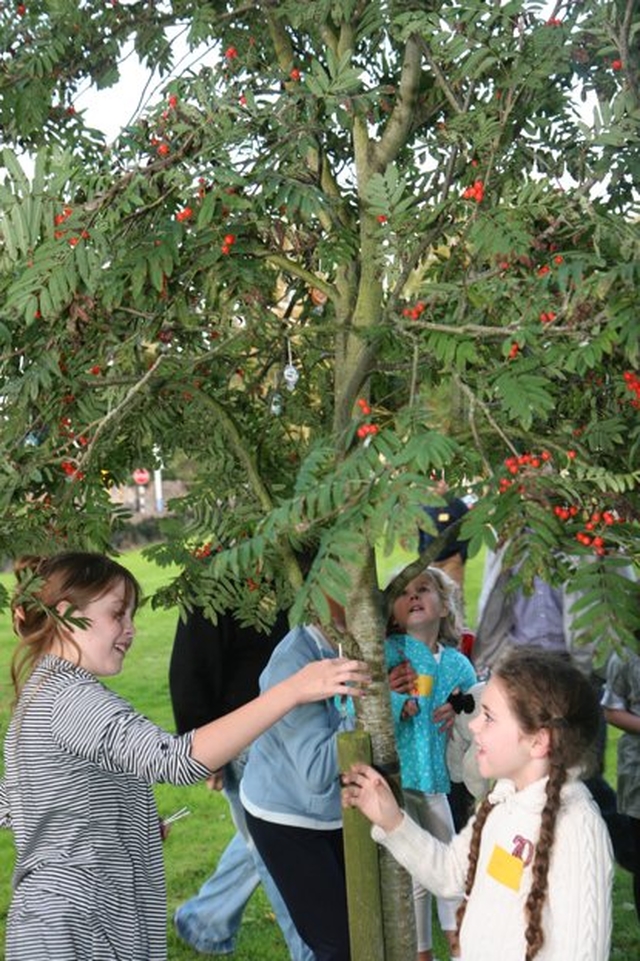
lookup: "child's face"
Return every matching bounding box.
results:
[469,676,547,790]
[391,573,446,635]
[60,581,136,677]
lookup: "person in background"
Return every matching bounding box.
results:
[419,492,471,592]
[169,606,313,960]
[601,644,640,922]
[0,552,369,961]
[343,647,613,961]
[386,565,476,961]
[240,597,356,961]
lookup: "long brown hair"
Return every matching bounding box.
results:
[456,647,600,960]
[10,552,141,696]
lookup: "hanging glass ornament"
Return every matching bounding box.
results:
[270,391,283,416]
[283,362,299,391]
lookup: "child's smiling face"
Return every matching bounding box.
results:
[469,676,550,790]
[60,580,136,677]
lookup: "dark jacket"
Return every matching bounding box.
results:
[169,607,290,734]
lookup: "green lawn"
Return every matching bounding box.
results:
[0,548,637,959]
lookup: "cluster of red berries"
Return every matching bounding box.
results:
[53,206,90,245]
[193,542,213,559]
[539,310,557,324]
[462,179,484,203]
[60,460,84,481]
[558,508,621,556]
[289,67,301,81]
[508,342,520,360]
[623,371,640,408]
[355,397,379,439]
[611,59,623,71]
[537,255,563,278]
[357,423,379,439]
[175,207,193,222]
[54,206,73,229]
[498,450,553,490]
[504,450,553,474]
[402,301,426,321]
[221,233,236,255]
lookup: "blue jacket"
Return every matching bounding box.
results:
[240,625,353,829]
[386,634,477,794]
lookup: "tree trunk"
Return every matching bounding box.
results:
[343,551,417,961]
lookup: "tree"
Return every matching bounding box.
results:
[1,1,639,956]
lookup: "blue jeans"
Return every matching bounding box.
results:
[174,757,313,960]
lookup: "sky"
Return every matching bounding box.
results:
[74,30,218,142]
[72,3,569,142]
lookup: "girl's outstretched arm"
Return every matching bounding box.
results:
[342,762,404,834]
[191,656,369,772]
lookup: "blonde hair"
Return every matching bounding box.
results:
[389,565,463,645]
[10,552,141,696]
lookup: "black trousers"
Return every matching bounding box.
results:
[244,809,351,961]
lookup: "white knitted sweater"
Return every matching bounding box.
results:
[372,776,613,961]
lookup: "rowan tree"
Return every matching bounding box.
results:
[1,2,639,956]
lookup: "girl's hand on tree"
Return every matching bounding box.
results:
[292,657,370,704]
[342,763,403,833]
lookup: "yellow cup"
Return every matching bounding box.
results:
[412,674,434,697]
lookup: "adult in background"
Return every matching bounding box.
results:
[170,606,313,960]
[419,491,472,592]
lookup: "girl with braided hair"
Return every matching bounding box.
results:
[342,647,613,961]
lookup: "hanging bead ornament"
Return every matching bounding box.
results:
[282,340,299,392]
[283,363,299,391]
[270,391,283,416]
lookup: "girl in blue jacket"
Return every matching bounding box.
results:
[386,565,476,961]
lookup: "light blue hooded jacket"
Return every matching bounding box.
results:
[240,625,354,829]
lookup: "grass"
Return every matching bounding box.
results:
[0,549,638,959]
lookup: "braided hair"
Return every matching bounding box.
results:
[456,647,600,960]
